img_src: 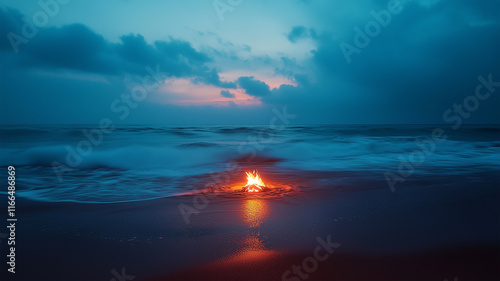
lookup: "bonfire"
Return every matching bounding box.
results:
[243,170,266,192]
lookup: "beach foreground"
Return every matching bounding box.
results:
[3,169,499,281]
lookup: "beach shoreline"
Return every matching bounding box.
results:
[2,169,499,281]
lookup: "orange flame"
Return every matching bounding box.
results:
[244,170,266,192]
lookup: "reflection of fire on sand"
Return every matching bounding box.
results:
[191,193,283,280]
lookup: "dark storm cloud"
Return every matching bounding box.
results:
[293,74,309,87]
[220,90,235,98]
[0,7,232,88]
[193,68,236,88]
[1,0,499,125]
[0,7,24,51]
[268,0,500,123]
[27,24,115,73]
[237,76,271,97]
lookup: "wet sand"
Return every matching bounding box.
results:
[155,246,500,281]
[3,170,500,281]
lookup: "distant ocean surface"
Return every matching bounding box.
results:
[1,124,499,203]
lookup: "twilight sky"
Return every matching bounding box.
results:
[0,0,499,124]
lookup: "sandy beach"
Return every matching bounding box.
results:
[4,168,499,281]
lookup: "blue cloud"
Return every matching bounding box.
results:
[287,25,317,43]
[287,26,308,43]
[194,68,236,89]
[0,8,231,88]
[1,0,500,125]
[237,76,271,97]
[220,90,235,98]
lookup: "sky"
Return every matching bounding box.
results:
[0,0,499,125]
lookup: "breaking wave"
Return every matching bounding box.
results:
[1,124,498,203]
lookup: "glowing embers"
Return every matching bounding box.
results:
[243,170,266,193]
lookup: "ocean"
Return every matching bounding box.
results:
[1,124,499,203]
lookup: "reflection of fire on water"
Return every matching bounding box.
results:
[242,199,269,228]
[240,200,269,254]
[242,232,266,252]
[221,199,274,263]
[243,170,266,192]
[210,199,279,269]
[213,232,280,266]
